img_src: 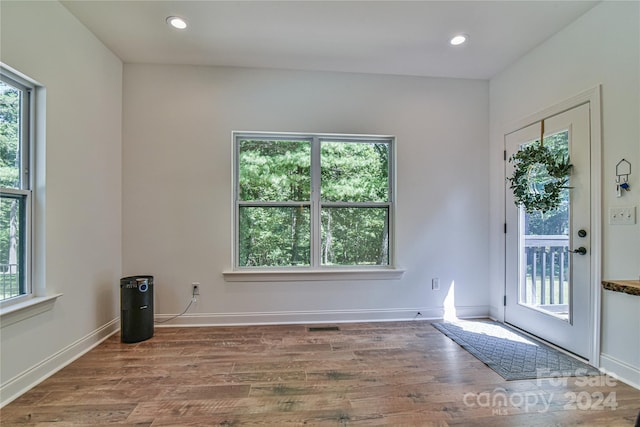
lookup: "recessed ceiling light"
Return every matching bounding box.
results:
[166,16,187,30]
[450,34,468,46]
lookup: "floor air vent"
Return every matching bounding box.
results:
[308,326,340,332]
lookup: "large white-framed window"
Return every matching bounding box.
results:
[1,67,33,305]
[233,132,395,271]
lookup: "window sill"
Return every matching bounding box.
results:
[223,268,405,282]
[0,294,63,328]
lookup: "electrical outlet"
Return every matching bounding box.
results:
[609,206,636,225]
[192,282,200,295]
[432,278,440,291]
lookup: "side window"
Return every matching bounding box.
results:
[234,132,394,269]
[1,68,33,303]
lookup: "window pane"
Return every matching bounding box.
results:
[0,194,26,301]
[239,206,311,267]
[238,139,311,202]
[525,131,570,236]
[321,207,389,266]
[321,141,389,202]
[521,131,570,316]
[0,80,22,189]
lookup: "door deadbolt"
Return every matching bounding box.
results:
[577,229,587,238]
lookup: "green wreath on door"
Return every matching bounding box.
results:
[507,141,572,214]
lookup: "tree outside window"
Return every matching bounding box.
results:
[1,70,31,302]
[235,133,393,269]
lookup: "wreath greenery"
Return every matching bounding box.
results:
[507,142,572,214]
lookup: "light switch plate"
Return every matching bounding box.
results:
[608,206,636,225]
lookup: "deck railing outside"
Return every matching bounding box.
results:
[522,235,570,309]
[1,263,20,301]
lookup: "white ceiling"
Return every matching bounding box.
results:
[61,0,599,80]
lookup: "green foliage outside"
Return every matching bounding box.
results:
[1,82,20,189]
[1,80,23,299]
[320,142,389,265]
[239,139,310,202]
[321,141,388,203]
[238,138,390,267]
[321,207,389,266]
[238,139,311,267]
[239,206,311,266]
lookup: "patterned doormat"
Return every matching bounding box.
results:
[432,320,601,381]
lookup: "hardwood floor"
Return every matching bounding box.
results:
[2,320,639,426]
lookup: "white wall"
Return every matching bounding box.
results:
[489,1,640,386]
[122,65,489,325]
[0,1,122,404]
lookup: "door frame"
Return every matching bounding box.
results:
[502,86,602,366]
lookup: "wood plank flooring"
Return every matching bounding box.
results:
[2,320,639,426]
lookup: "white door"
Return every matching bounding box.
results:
[505,103,591,359]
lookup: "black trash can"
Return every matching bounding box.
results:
[120,275,154,343]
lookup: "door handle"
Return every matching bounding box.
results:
[570,247,587,255]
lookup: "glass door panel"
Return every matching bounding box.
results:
[518,131,570,321]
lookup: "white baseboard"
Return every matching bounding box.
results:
[0,319,120,407]
[599,353,640,390]
[155,308,442,326]
[154,306,490,327]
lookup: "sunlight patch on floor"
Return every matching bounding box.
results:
[455,320,537,346]
[441,280,535,346]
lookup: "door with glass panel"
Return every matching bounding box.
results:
[504,103,591,359]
